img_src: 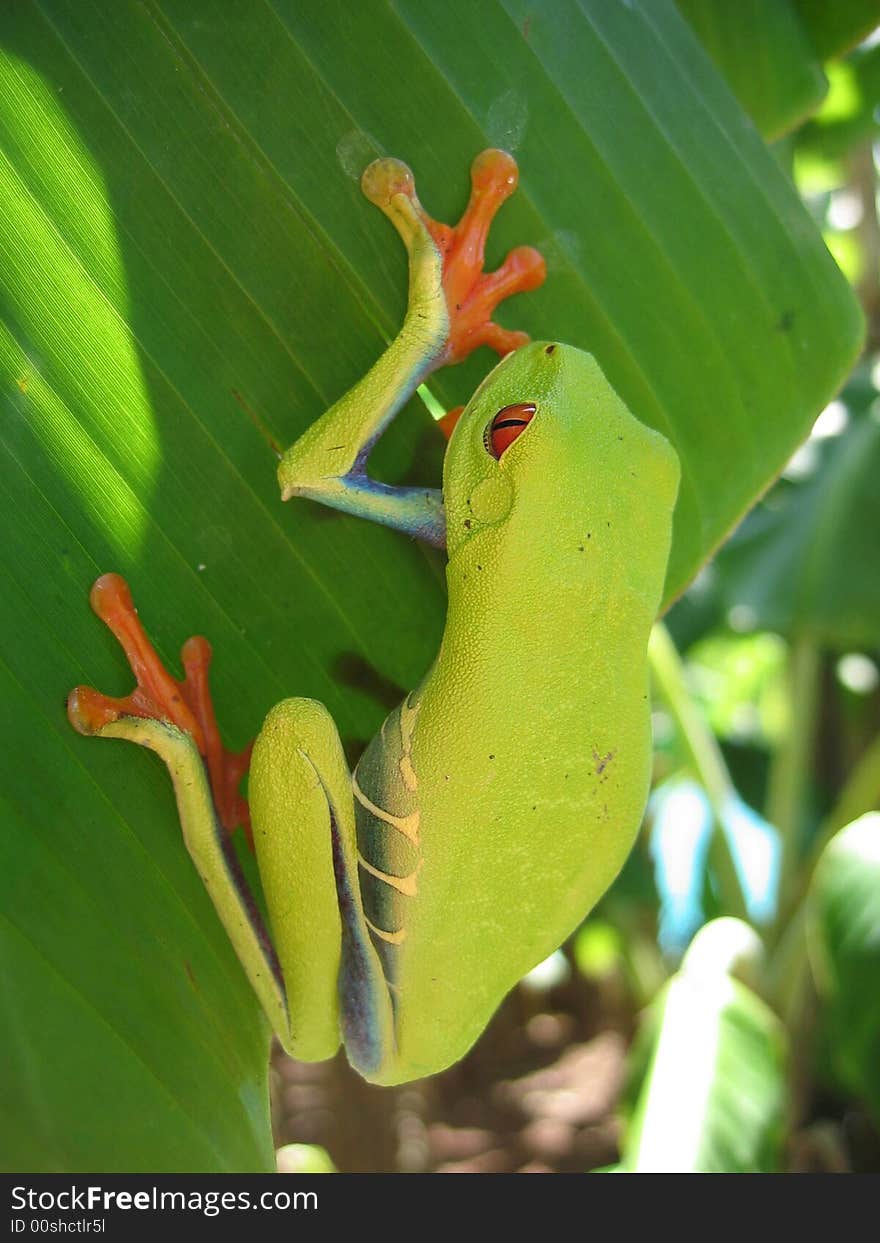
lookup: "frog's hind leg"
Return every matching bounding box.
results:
[249,699,394,1075]
[69,575,393,1072]
[68,573,290,1045]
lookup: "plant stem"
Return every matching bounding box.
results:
[766,637,820,936]
[775,725,880,936]
[813,726,880,854]
[765,903,810,1022]
[648,623,748,920]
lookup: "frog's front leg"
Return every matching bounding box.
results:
[278,149,546,546]
[67,575,394,1073]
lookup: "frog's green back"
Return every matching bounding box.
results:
[354,343,679,1083]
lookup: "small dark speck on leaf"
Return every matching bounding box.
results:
[777,309,795,332]
[578,545,584,552]
[489,754,495,760]
[464,518,472,529]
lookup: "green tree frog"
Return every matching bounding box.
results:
[68,151,680,1085]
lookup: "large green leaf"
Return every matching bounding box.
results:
[0,1,861,1170]
[677,0,828,139]
[808,813,880,1121]
[677,0,880,140]
[618,919,787,1172]
[798,43,880,163]
[714,370,880,646]
[793,0,880,60]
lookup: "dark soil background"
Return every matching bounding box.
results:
[271,956,880,1174]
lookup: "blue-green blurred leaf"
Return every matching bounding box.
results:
[650,780,780,952]
[809,812,880,1122]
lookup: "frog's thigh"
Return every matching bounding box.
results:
[249,699,392,1070]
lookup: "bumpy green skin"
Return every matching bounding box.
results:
[338,342,679,1081]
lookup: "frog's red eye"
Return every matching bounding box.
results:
[485,403,536,459]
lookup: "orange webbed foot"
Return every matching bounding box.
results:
[68,574,252,841]
[362,149,546,369]
[429,150,547,365]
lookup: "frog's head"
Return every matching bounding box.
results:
[442,341,679,573]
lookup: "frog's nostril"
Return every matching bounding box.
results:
[544,344,557,356]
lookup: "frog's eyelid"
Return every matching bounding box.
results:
[483,403,537,459]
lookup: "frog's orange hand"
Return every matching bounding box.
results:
[68,574,252,840]
[363,149,546,368]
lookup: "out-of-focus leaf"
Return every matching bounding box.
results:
[0,0,862,1170]
[798,47,880,163]
[649,779,714,953]
[573,919,625,982]
[650,780,780,953]
[677,0,827,138]
[716,382,880,647]
[619,919,787,1172]
[685,632,788,746]
[809,812,880,1121]
[793,0,880,60]
[276,1143,336,1174]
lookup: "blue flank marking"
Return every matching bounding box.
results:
[328,805,384,1075]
